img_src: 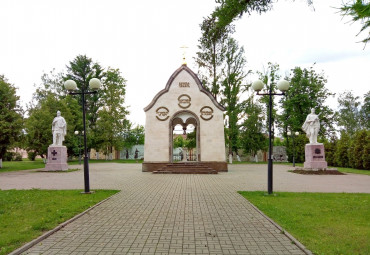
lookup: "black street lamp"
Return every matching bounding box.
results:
[287,131,299,167]
[74,130,84,165]
[65,78,101,194]
[252,79,289,194]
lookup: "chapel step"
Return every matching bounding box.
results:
[153,163,218,174]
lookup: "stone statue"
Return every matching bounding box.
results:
[52,111,67,146]
[302,108,320,144]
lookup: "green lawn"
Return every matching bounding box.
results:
[0,159,45,173]
[0,158,143,172]
[69,159,143,165]
[0,189,119,255]
[233,161,370,175]
[239,191,370,255]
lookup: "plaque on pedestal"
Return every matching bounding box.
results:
[303,144,328,170]
[45,146,68,171]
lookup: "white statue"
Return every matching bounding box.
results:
[52,111,67,146]
[302,108,320,144]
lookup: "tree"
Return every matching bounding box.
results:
[339,0,370,46]
[323,135,337,167]
[25,94,80,158]
[220,37,248,156]
[257,62,281,139]
[95,68,129,157]
[65,55,104,135]
[279,66,335,140]
[123,124,145,150]
[360,91,370,129]
[195,15,234,100]
[0,75,23,167]
[212,0,313,29]
[240,95,267,157]
[348,129,369,169]
[334,131,351,167]
[336,91,362,136]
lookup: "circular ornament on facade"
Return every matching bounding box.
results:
[178,94,191,109]
[314,148,321,154]
[200,106,213,121]
[156,107,170,121]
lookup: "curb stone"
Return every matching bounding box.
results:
[8,191,121,255]
[244,195,313,255]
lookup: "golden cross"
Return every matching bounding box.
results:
[180,45,188,65]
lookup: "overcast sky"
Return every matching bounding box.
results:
[1,0,369,126]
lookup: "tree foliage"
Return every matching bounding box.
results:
[360,91,370,129]
[240,95,267,156]
[257,62,281,137]
[212,0,313,29]
[220,37,248,155]
[95,68,130,155]
[123,125,145,149]
[279,66,335,139]
[339,0,370,45]
[195,16,234,100]
[28,55,130,157]
[25,95,81,158]
[335,91,362,136]
[0,75,23,162]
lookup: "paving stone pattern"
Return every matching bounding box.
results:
[3,163,368,255]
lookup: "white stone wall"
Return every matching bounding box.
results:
[144,66,226,163]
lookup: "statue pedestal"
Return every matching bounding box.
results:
[45,146,68,171]
[303,144,328,170]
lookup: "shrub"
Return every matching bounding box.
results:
[3,152,15,161]
[27,151,37,161]
[14,153,23,161]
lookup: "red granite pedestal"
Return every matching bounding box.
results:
[303,144,328,170]
[45,146,68,171]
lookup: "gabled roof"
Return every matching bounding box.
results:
[144,64,225,112]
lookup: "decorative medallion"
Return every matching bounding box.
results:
[178,94,191,109]
[314,148,321,154]
[200,106,213,121]
[156,107,170,121]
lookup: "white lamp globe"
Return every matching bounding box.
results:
[89,78,101,90]
[252,80,264,91]
[287,131,291,136]
[295,131,299,136]
[74,131,79,135]
[64,80,77,91]
[277,80,290,92]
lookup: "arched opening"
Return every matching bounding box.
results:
[169,111,200,163]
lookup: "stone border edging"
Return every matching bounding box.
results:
[9,191,121,255]
[246,198,313,255]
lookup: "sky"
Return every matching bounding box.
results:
[1,0,369,126]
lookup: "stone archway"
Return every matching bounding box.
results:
[142,64,227,173]
[169,110,200,163]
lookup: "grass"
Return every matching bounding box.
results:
[0,189,119,255]
[239,191,370,255]
[68,159,143,165]
[0,159,45,173]
[232,161,370,175]
[0,158,143,173]
[336,167,370,175]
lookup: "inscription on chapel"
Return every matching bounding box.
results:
[200,106,214,121]
[156,107,170,121]
[179,82,190,87]
[178,94,191,109]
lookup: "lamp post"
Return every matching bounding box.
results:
[252,79,289,194]
[287,131,299,167]
[65,78,101,194]
[74,131,84,165]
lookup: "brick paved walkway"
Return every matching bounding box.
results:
[3,163,369,255]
